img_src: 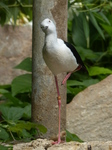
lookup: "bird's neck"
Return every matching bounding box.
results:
[45,32,57,45]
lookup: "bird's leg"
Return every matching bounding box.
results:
[61,72,72,85]
[52,76,61,144]
[62,65,82,85]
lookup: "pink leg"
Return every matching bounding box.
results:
[62,65,82,85]
[61,72,72,85]
[52,76,61,144]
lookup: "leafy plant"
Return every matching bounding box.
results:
[67,0,112,102]
[0,0,32,25]
[0,145,12,150]
[0,58,47,143]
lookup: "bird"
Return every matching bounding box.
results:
[40,18,87,144]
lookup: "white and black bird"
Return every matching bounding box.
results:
[40,18,87,144]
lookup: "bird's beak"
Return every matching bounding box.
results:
[41,25,48,31]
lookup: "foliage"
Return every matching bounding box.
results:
[0,0,32,25]
[66,130,83,142]
[67,0,112,103]
[0,145,12,150]
[0,58,47,143]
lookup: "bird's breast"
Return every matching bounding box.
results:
[42,44,78,75]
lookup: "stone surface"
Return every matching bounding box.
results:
[13,139,53,150]
[0,25,32,84]
[13,139,112,150]
[67,75,112,141]
[48,141,112,150]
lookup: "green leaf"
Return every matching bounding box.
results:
[89,11,105,39]
[75,46,99,61]
[89,66,112,76]
[0,127,9,140]
[82,13,89,45]
[8,125,22,133]
[93,12,110,25]
[0,145,12,150]
[9,124,33,140]
[17,122,38,130]
[0,89,9,94]
[67,86,84,95]
[11,74,31,96]
[37,124,47,134]
[99,12,110,25]
[66,130,83,142]
[9,121,46,135]
[0,10,6,26]
[0,2,10,14]
[0,106,24,122]
[72,13,87,47]
[9,7,19,25]
[68,7,74,21]
[67,79,99,87]
[23,104,31,119]
[0,84,11,89]
[67,80,83,87]
[100,23,112,37]
[82,79,99,87]
[2,92,23,106]
[20,129,31,138]
[2,93,23,106]
[14,57,32,72]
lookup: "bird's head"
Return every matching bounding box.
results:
[40,18,56,35]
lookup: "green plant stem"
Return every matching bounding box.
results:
[0,4,32,9]
[9,130,16,141]
[87,37,90,48]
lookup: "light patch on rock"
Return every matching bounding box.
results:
[67,75,112,141]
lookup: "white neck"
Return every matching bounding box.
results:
[45,31,57,45]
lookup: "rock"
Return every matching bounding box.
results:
[0,25,32,84]
[13,139,53,150]
[67,75,112,141]
[13,139,112,150]
[48,141,112,150]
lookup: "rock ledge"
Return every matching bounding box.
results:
[13,139,112,150]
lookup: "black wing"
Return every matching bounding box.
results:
[64,41,88,72]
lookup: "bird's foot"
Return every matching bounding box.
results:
[51,131,66,145]
[52,140,64,145]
